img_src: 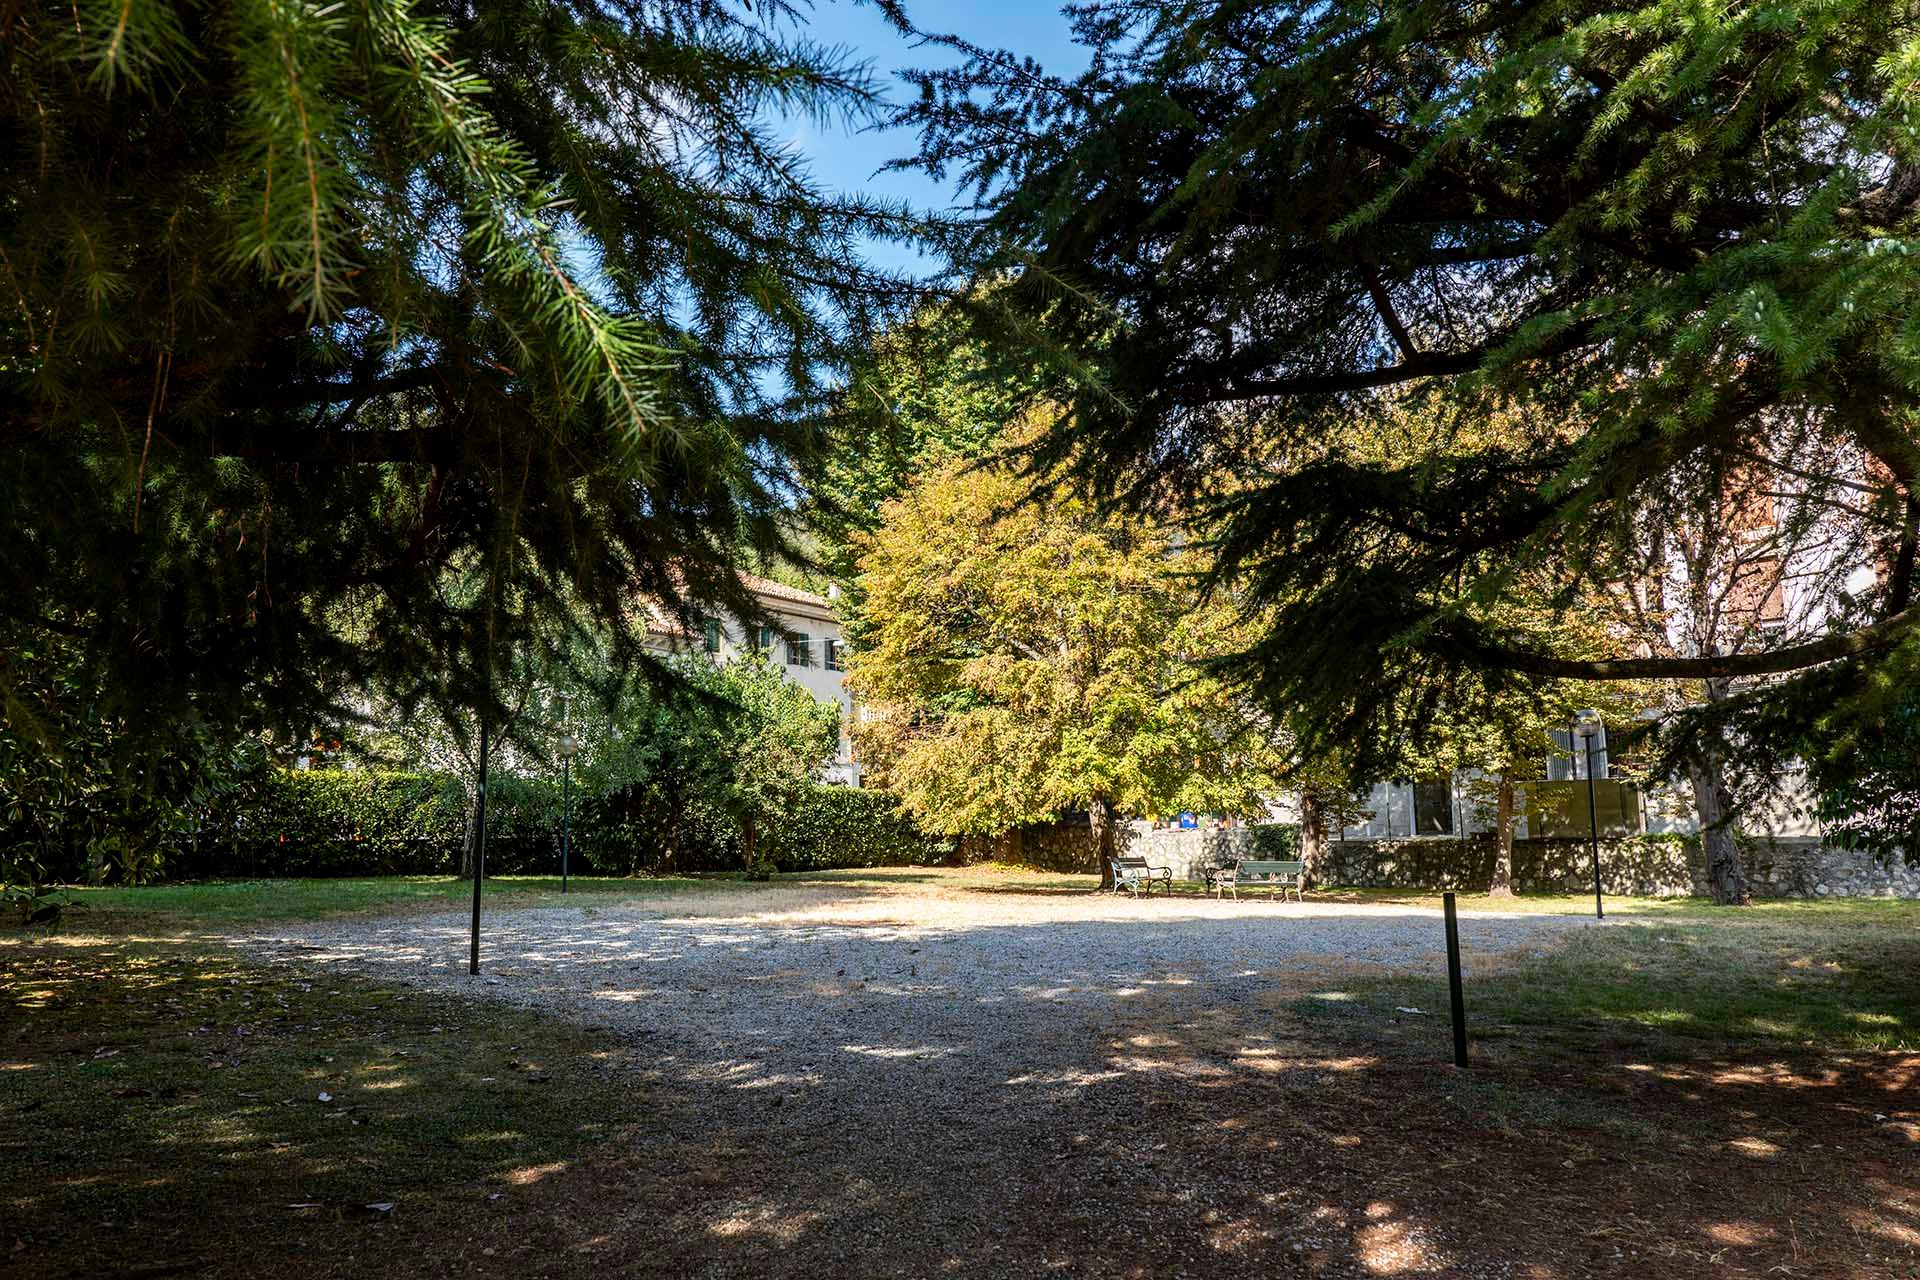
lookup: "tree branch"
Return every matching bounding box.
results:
[1362,267,1417,361]
[202,424,454,465]
[1456,605,1920,680]
[1178,347,1485,402]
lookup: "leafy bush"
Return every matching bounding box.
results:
[1249,823,1301,858]
[2,632,256,887]
[770,785,952,871]
[161,769,953,881]
[175,769,463,878]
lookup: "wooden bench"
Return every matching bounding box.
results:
[1215,859,1305,902]
[1109,856,1173,897]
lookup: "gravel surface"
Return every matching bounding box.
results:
[240,882,1599,1277]
[243,885,1587,1067]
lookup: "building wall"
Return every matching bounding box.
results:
[649,579,862,785]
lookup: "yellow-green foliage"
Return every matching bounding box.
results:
[850,415,1282,835]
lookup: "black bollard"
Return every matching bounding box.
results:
[1443,891,1468,1069]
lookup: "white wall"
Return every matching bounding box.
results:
[660,586,862,786]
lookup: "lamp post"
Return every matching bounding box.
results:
[558,731,579,894]
[1571,708,1604,919]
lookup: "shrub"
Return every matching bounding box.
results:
[1249,823,1301,858]
[162,769,949,881]
[175,769,462,878]
[770,785,952,871]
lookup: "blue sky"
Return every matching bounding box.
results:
[778,1,1090,273]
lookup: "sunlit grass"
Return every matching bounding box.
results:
[44,872,788,934]
[1304,909,1920,1052]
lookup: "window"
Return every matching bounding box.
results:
[1548,728,1609,780]
[702,618,721,654]
[754,624,775,653]
[824,638,844,671]
[1413,778,1454,836]
[788,632,812,667]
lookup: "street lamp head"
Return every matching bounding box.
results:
[1571,708,1603,740]
[558,733,580,760]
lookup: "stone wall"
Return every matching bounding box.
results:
[954,821,1120,872]
[1318,834,1920,899]
[1127,828,1255,882]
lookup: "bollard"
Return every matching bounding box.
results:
[1443,891,1468,1069]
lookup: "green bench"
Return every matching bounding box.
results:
[1214,858,1305,902]
[1109,856,1173,897]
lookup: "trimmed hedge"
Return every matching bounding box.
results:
[173,769,574,878]
[771,785,952,871]
[174,769,460,878]
[169,768,948,879]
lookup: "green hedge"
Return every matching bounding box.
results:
[175,769,461,878]
[176,769,568,878]
[168,769,948,880]
[1249,823,1301,858]
[771,785,953,871]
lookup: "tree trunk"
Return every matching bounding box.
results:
[1090,798,1117,889]
[1299,790,1327,889]
[460,780,481,880]
[1689,677,1750,906]
[998,826,1025,867]
[1687,752,1748,905]
[1488,778,1516,897]
[661,795,684,877]
[741,812,758,873]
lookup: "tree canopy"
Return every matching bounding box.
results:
[848,414,1283,860]
[886,0,1920,828]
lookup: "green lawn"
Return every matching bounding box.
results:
[1294,898,1920,1052]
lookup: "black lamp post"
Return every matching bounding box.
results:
[558,731,579,893]
[1571,708,1604,919]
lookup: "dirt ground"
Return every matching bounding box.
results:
[4,875,1916,1278]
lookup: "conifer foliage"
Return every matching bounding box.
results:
[0,0,916,782]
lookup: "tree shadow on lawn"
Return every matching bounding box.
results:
[55,873,933,944]
[0,934,673,1280]
[195,907,1920,1277]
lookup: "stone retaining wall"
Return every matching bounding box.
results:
[1319,835,1920,899]
[954,822,1116,872]
[1125,828,1255,882]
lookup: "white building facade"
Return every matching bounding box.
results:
[647,572,861,786]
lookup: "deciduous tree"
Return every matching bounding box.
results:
[849,417,1281,879]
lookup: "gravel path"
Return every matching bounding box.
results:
[239,883,1598,1277]
[242,887,1585,1096]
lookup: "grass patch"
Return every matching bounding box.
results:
[1307,886,1920,923]
[1298,910,1920,1052]
[0,934,644,1278]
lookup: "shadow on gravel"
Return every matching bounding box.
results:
[220,906,1920,1278]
